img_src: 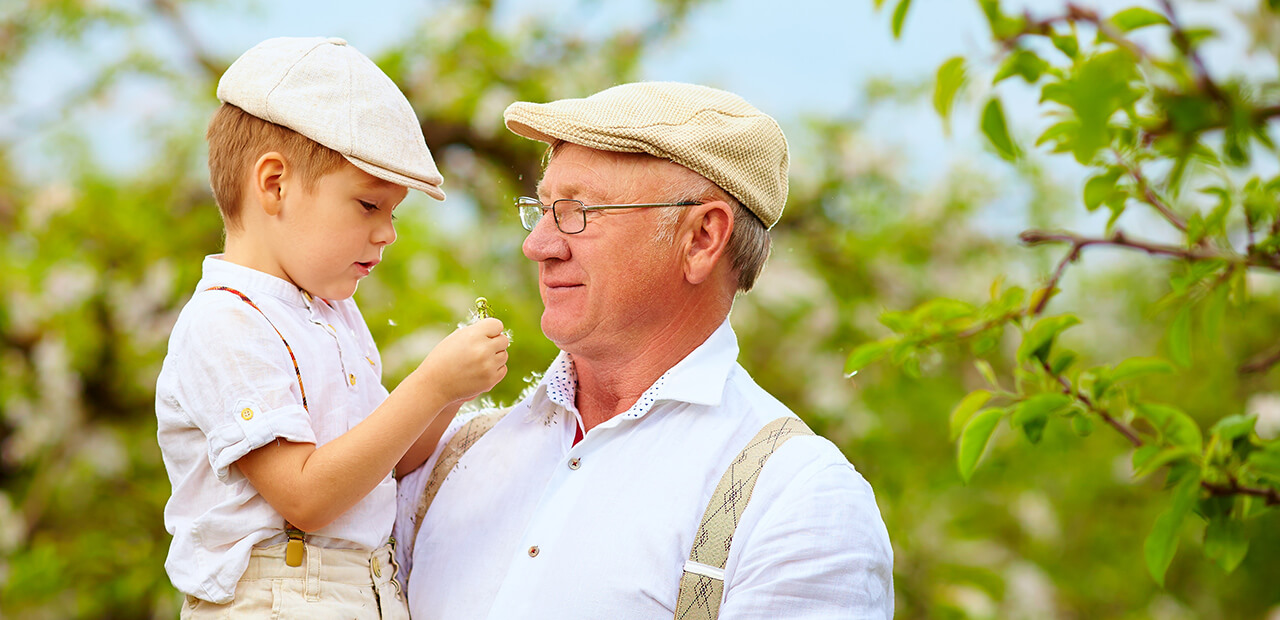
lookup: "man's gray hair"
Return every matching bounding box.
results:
[654,170,772,292]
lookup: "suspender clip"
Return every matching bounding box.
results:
[285,525,306,567]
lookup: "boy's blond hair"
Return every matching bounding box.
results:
[206,103,347,229]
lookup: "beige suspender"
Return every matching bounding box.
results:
[409,408,508,546]
[675,416,815,620]
[406,412,813,620]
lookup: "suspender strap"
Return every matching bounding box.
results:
[410,408,508,546]
[675,416,815,620]
[205,286,309,412]
[206,286,313,564]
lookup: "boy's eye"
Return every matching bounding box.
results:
[360,200,397,220]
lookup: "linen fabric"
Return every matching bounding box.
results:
[503,81,790,228]
[217,36,445,200]
[156,256,394,604]
[394,320,894,619]
[180,542,408,619]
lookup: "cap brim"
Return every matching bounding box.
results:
[345,155,446,201]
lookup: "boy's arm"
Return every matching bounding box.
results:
[237,318,507,532]
[396,401,462,479]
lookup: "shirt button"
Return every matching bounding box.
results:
[568,458,581,470]
[240,407,254,420]
[528,545,540,558]
[348,374,357,386]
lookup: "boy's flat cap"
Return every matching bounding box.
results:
[218,36,445,200]
[503,81,788,228]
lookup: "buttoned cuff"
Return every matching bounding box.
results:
[207,402,315,481]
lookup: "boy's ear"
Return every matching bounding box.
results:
[252,152,288,217]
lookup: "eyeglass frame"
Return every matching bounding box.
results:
[515,196,701,234]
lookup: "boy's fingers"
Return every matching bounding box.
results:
[474,317,504,336]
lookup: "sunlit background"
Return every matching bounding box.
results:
[3,0,1279,617]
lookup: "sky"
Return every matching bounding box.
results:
[3,0,1269,198]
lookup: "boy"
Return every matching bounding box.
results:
[154,36,507,618]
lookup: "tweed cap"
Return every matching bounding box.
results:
[218,36,445,200]
[503,82,789,228]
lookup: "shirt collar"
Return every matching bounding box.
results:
[529,318,739,422]
[195,254,312,308]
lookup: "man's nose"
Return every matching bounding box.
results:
[522,214,569,262]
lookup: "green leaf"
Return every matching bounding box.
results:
[1050,29,1078,58]
[993,49,1049,84]
[1017,314,1081,364]
[1210,415,1256,443]
[1136,403,1204,453]
[1049,350,1077,375]
[1203,514,1249,573]
[1202,284,1230,342]
[1071,413,1095,436]
[975,359,1000,388]
[1012,393,1071,444]
[1109,7,1169,32]
[981,97,1020,161]
[891,0,912,38]
[950,389,992,440]
[1040,49,1143,164]
[911,297,977,323]
[1246,444,1280,479]
[1132,445,1193,479]
[958,407,1006,482]
[1168,305,1193,367]
[933,56,967,133]
[1145,473,1200,586]
[845,340,894,376]
[1084,169,1123,211]
[1109,357,1175,383]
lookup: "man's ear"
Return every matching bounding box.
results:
[252,152,288,217]
[682,201,734,285]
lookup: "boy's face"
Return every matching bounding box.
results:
[270,162,408,300]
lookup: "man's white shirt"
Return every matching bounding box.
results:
[395,319,894,618]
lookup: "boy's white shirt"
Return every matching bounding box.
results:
[155,255,394,604]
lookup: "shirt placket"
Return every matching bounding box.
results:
[303,293,357,390]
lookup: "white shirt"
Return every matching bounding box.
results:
[395,319,893,619]
[155,255,395,603]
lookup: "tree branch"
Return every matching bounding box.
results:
[1033,240,1083,316]
[1020,229,1280,271]
[1121,157,1188,233]
[1202,478,1280,506]
[150,0,224,80]
[1240,346,1280,374]
[1041,360,1145,447]
[1159,0,1226,106]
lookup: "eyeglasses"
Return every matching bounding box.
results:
[516,196,700,234]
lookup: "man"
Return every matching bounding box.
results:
[395,81,893,619]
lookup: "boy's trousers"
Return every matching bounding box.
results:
[181,541,409,619]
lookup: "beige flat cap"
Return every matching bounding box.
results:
[503,81,789,228]
[218,36,445,200]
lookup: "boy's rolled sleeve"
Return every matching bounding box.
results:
[178,301,317,480]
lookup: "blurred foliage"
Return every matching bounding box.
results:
[2,0,1278,618]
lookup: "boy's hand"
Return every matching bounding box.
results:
[415,317,509,403]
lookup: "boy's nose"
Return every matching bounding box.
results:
[373,218,397,245]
